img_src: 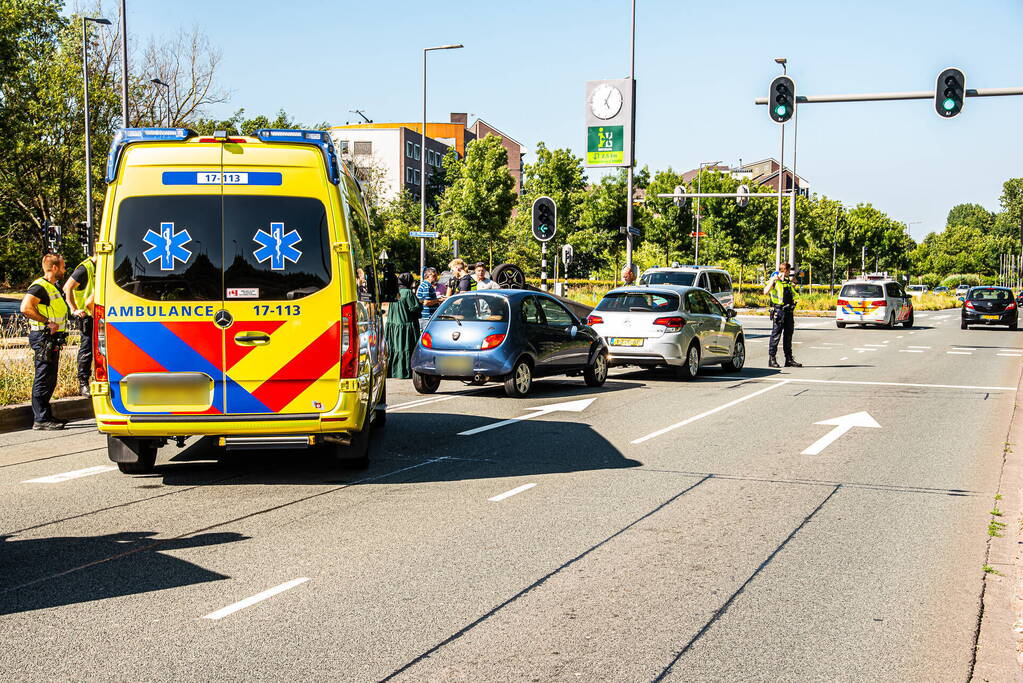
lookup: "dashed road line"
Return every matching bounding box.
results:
[947,351,972,355]
[908,346,931,349]
[23,465,117,484]
[489,483,537,502]
[717,377,1017,391]
[899,349,924,353]
[997,353,1023,357]
[202,578,310,620]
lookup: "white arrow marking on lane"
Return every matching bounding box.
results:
[459,398,596,436]
[23,465,117,484]
[802,411,881,455]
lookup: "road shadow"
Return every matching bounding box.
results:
[0,531,246,616]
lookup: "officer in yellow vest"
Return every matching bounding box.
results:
[20,253,70,429]
[63,253,96,396]
[763,261,802,369]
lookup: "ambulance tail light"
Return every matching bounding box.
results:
[254,129,341,185]
[871,300,887,307]
[340,302,358,379]
[93,304,108,381]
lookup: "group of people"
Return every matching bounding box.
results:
[384,259,498,379]
[18,252,96,430]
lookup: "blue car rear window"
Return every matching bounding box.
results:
[434,294,509,322]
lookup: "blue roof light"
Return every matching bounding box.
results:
[254,129,341,185]
[105,127,195,182]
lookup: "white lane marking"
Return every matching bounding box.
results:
[821,343,843,346]
[808,346,830,350]
[387,395,458,412]
[839,357,849,361]
[908,345,931,349]
[952,347,977,351]
[852,348,877,353]
[202,578,309,620]
[908,331,917,335]
[947,351,972,355]
[802,411,881,455]
[489,483,537,502]
[459,398,595,437]
[895,335,903,339]
[863,343,886,347]
[632,381,790,444]
[23,465,118,484]
[997,353,1023,357]
[899,349,924,353]
[715,377,1015,391]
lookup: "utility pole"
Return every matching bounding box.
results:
[624,0,637,272]
[119,0,128,125]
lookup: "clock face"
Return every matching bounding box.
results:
[590,84,623,120]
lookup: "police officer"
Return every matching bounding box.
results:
[63,251,96,396]
[763,261,802,369]
[20,254,69,430]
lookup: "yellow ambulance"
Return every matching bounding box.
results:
[91,127,390,474]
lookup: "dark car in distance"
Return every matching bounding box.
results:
[962,286,1018,330]
[411,290,609,397]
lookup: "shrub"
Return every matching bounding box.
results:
[940,273,986,289]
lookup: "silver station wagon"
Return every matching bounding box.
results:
[586,285,746,379]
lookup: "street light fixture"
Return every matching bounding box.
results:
[150,78,170,126]
[82,16,111,256]
[420,43,463,276]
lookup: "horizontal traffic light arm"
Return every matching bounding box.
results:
[657,192,792,199]
[755,86,1023,105]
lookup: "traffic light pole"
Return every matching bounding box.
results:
[624,0,637,273]
[789,106,797,269]
[776,122,785,269]
[755,87,1023,106]
[541,242,548,292]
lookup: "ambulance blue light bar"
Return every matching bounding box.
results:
[254,129,341,185]
[105,127,196,182]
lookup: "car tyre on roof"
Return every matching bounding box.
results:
[504,358,533,397]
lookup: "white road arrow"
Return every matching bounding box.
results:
[801,411,880,455]
[458,398,596,436]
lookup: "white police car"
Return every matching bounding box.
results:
[836,275,913,328]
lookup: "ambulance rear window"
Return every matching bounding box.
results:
[112,195,222,301]
[840,284,883,298]
[223,196,331,301]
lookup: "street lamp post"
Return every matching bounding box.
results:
[694,160,720,265]
[420,43,463,277]
[82,16,111,256]
[150,78,170,126]
[119,0,128,125]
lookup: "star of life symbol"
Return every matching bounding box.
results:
[142,222,193,271]
[253,222,302,271]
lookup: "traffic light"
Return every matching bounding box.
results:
[935,67,966,118]
[531,196,557,242]
[768,76,795,124]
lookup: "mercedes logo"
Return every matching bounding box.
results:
[214,309,234,329]
[451,331,461,341]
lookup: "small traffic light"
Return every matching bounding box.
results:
[768,76,796,124]
[531,196,557,242]
[935,67,966,118]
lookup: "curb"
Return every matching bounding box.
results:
[972,362,1023,681]
[0,396,94,433]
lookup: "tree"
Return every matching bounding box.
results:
[946,203,994,233]
[437,135,516,266]
[643,169,691,266]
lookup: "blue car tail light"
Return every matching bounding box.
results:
[254,128,341,185]
[105,127,195,182]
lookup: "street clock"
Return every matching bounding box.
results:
[590,83,624,120]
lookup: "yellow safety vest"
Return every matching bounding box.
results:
[71,257,96,311]
[769,277,799,306]
[28,277,69,332]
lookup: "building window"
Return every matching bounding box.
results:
[405,167,413,183]
[353,141,372,155]
[414,169,420,184]
[426,150,433,165]
[414,144,421,161]
[406,141,413,158]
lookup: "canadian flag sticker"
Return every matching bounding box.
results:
[226,288,259,299]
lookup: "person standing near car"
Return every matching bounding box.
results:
[448,258,474,293]
[63,252,96,396]
[417,267,443,328]
[622,265,637,286]
[473,262,499,290]
[763,261,801,368]
[385,273,422,379]
[20,253,70,430]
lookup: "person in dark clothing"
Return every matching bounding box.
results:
[448,258,473,293]
[20,254,69,429]
[763,261,802,368]
[63,254,96,396]
[385,272,423,379]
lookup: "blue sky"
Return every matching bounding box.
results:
[120,0,1022,241]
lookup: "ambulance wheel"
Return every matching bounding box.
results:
[413,371,440,394]
[327,424,371,469]
[836,321,846,328]
[108,436,158,474]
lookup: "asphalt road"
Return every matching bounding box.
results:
[0,311,1018,681]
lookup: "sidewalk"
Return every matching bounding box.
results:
[972,361,1023,681]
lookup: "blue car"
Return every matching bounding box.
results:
[411,290,609,397]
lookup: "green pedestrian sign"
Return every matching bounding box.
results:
[587,125,624,166]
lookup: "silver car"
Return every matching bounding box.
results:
[587,285,745,379]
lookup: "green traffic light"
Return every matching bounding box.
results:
[943,98,956,111]
[774,105,787,117]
